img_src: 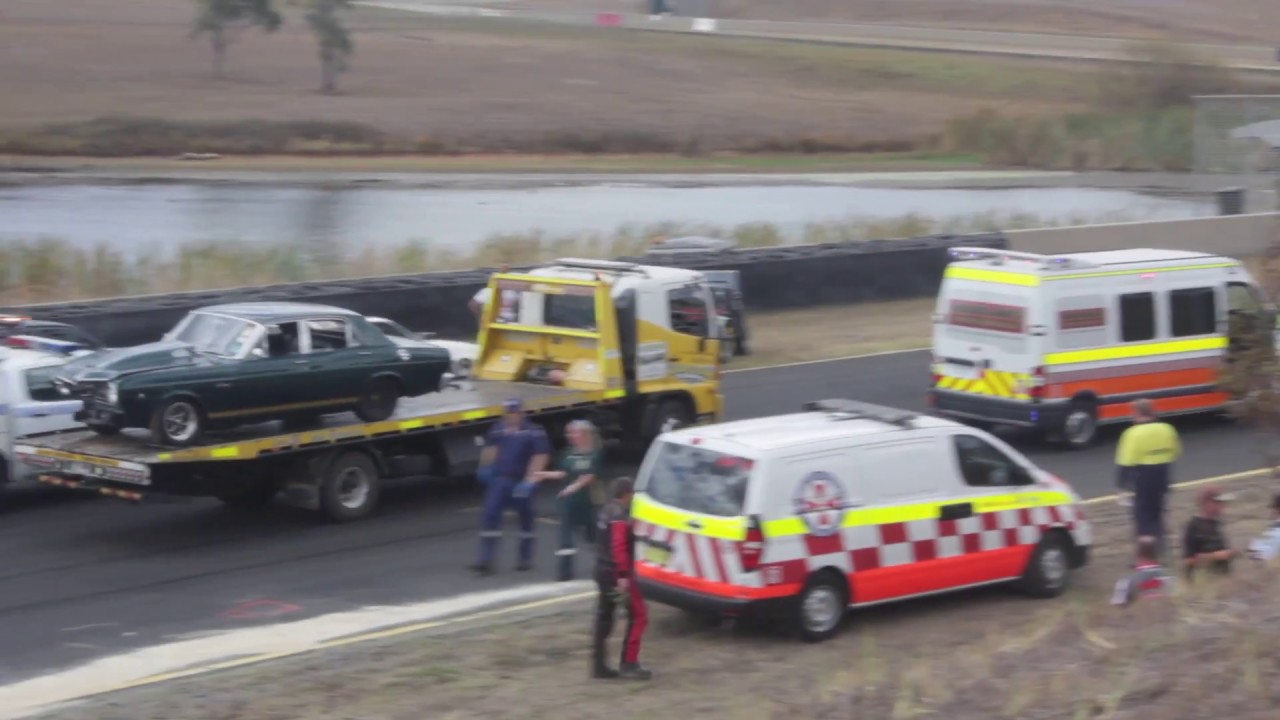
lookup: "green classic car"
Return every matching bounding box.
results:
[55,303,452,447]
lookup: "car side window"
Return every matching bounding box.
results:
[951,434,1032,488]
[305,319,353,352]
[24,366,63,402]
[265,321,302,358]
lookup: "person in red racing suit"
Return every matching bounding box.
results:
[592,477,652,680]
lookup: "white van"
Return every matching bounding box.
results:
[632,399,1091,642]
[928,247,1273,448]
[0,338,88,490]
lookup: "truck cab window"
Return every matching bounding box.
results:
[545,294,596,330]
[669,286,710,337]
[951,435,1031,487]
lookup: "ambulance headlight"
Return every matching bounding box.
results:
[105,382,119,405]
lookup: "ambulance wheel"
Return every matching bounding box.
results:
[1059,401,1097,450]
[1018,531,1072,599]
[795,571,847,643]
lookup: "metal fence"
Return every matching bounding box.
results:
[1192,95,1280,174]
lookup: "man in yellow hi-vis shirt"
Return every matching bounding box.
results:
[1116,399,1183,558]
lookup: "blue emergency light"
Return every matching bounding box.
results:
[4,335,84,355]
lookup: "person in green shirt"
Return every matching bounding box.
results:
[534,419,605,581]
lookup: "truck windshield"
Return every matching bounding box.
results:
[169,312,259,357]
[642,441,753,517]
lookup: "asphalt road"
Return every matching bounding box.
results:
[0,350,1268,686]
[358,1,1280,71]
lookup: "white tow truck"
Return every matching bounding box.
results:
[0,336,91,490]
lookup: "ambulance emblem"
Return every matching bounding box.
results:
[793,471,846,537]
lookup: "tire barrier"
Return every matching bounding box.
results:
[0,233,1006,347]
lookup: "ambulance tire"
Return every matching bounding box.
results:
[794,570,848,643]
[1058,400,1097,450]
[1018,531,1072,599]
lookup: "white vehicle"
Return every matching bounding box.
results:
[632,399,1091,642]
[366,316,479,378]
[928,247,1273,448]
[0,337,89,490]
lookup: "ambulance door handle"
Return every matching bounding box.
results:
[939,502,973,521]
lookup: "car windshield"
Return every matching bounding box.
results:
[641,441,753,517]
[169,312,259,357]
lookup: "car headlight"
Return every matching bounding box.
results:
[106,382,119,405]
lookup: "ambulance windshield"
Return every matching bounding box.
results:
[643,441,753,517]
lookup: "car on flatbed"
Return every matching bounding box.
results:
[365,316,479,378]
[18,259,726,522]
[53,303,452,447]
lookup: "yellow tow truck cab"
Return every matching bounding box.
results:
[17,258,725,522]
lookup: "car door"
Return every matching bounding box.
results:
[297,318,376,411]
[946,432,1041,582]
[212,321,313,419]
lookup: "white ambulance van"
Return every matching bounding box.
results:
[927,247,1273,448]
[632,399,1091,642]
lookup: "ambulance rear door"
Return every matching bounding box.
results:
[933,273,1045,402]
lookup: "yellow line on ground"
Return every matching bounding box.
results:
[72,465,1274,704]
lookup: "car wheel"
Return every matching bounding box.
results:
[354,377,400,423]
[87,423,121,436]
[149,398,205,447]
[795,570,847,643]
[1059,401,1097,450]
[319,451,381,522]
[1018,531,1072,599]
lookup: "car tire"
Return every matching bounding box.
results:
[149,398,205,447]
[1018,531,1072,599]
[795,570,847,643]
[319,451,381,522]
[354,377,400,423]
[1059,400,1097,450]
[87,423,121,436]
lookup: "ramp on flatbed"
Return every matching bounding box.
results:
[17,382,609,465]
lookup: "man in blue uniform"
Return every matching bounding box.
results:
[469,398,551,575]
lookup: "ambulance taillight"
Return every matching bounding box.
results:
[1029,366,1047,400]
[740,515,765,572]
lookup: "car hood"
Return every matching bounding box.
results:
[57,340,207,384]
[388,336,477,359]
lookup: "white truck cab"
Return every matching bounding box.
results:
[0,338,89,489]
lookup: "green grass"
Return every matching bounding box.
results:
[0,209,1171,305]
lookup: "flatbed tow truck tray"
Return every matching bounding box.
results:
[16,381,608,468]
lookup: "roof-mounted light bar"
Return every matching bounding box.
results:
[947,246,1097,270]
[801,399,918,428]
[547,258,649,276]
[4,335,85,355]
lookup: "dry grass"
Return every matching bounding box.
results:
[735,299,933,368]
[36,474,1280,720]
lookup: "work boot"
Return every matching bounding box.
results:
[619,662,652,680]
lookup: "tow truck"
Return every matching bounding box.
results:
[16,259,725,521]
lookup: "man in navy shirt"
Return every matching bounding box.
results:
[469,398,552,575]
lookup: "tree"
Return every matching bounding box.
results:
[306,0,354,95]
[190,0,283,79]
[1221,237,1280,472]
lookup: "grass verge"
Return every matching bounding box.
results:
[31,474,1280,720]
[0,209,1164,305]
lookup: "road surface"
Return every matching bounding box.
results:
[0,350,1267,686]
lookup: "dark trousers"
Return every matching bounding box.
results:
[476,478,535,568]
[1132,465,1171,556]
[592,575,648,670]
[555,496,597,581]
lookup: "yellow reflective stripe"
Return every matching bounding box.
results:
[462,410,489,420]
[209,446,239,459]
[763,516,808,536]
[944,266,1039,286]
[1044,262,1239,281]
[761,492,1077,538]
[399,419,426,430]
[604,389,626,399]
[1045,336,1227,366]
[632,495,745,541]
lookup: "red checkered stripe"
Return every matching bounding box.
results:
[634,520,762,589]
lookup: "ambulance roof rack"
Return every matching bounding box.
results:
[548,258,649,276]
[802,399,918,428]
[947,246,1100,271]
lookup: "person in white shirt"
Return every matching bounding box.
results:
[469,264,520,325]
[1247,493,1280,562]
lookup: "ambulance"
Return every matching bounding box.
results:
[928,247,1273,448]
[631,399,1091,642]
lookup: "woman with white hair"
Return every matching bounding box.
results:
[534,419,604,581]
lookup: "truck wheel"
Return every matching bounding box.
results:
[319,451,381,522]
[1018,531,1072,598]
[1059,401,1097,450]
[795,570,847,643]
[653,398,692,437]
[150,398,205,447]
[355,378,400,423]
[87,423,121,436]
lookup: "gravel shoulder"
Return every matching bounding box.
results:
[27,475,1280,720]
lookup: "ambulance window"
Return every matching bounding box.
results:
[24,366,63,402]
[951,435,1032,487]
[1169,287,1217,337]
[644,442,752,517]
[1118,292,1156,342]
[948,300,1024,333]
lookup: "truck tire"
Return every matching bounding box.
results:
[150,397,206,447]
[355,377,400,423]
[1018,531,1072,599]
[319,451,381,522]
[650,397,692,439]
[795,570,847,643]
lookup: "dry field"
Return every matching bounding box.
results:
[33,474,1280,720]
[0,0,1100,152]
[512,0,1280,45]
